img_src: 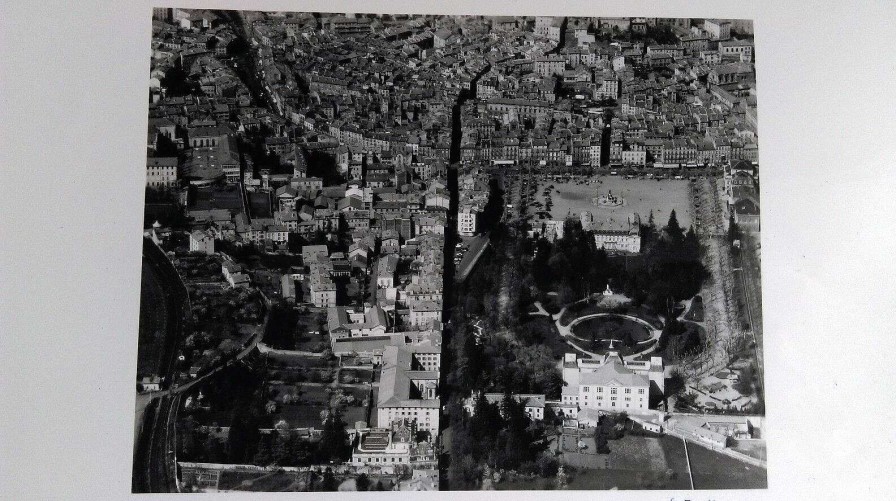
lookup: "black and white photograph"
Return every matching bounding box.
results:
[3,1,896,500]
[134,9,765,492]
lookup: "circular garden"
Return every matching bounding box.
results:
[569,314,655,355]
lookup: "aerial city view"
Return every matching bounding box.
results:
[134,9,764,492]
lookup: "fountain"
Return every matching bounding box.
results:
[593,189,625,207]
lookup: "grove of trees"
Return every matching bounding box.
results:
[524,210,707,319]
[176,362,352,468]
[447,393,553,489]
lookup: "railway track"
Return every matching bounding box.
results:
[134,240,189,493]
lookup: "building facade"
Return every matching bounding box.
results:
[560,352,664,416]
[146,157,178,188]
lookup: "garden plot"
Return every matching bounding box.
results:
[267,384,370,429]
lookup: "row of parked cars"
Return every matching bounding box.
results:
[453,242,469,266]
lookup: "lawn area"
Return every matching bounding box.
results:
[293,330,328,353]
[551,432,693,490]
[657,321,706,361]
[144,202,180,228]
[501,433,712,491]
[341,404,369,428]
[729,439,767,462]
[571,316,651,344]
[339,386,371,404]
[565,467,691,490]
[566,314,656,357]
[268,384,370,429]
[274,403,328,428]
[561,434,692,490]
[257,253,304,270]
[686,441,768,489]
[606,434,671,472]
[369,387,380,426]
[540,296,563,315]
[137,260,167,376]
[560,441,610,471]
[559,302,606,326]
[535,176,693,229]
[560,299,663,329]
[658,435,691,474]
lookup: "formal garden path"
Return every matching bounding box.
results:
[535,298,665,361]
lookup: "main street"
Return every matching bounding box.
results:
[218,10,279,114]
[438,58,492,488]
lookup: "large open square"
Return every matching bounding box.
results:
[533,175,694,230]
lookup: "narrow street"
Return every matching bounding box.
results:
[218,10,279,113]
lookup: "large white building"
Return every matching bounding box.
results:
[530,219,566,242]
[458,205,478,236]
[594,214,642,254]
[533,57,566,77]
[409,300,441,328]
[595,74,620,100]
[534,16,562,42]
[146,157,178,189]
[327,304,389,341]
[351,427,414,466]
[559,352,664,417]
[621,150,647,166]
[349,420,437,467]
[331,329,442,368]
[189,229,215,255]
[719,39,754,63]
[703,19,731,40]
[463,392,546,421]
[310,276,337,307]
[376,345,441,436]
